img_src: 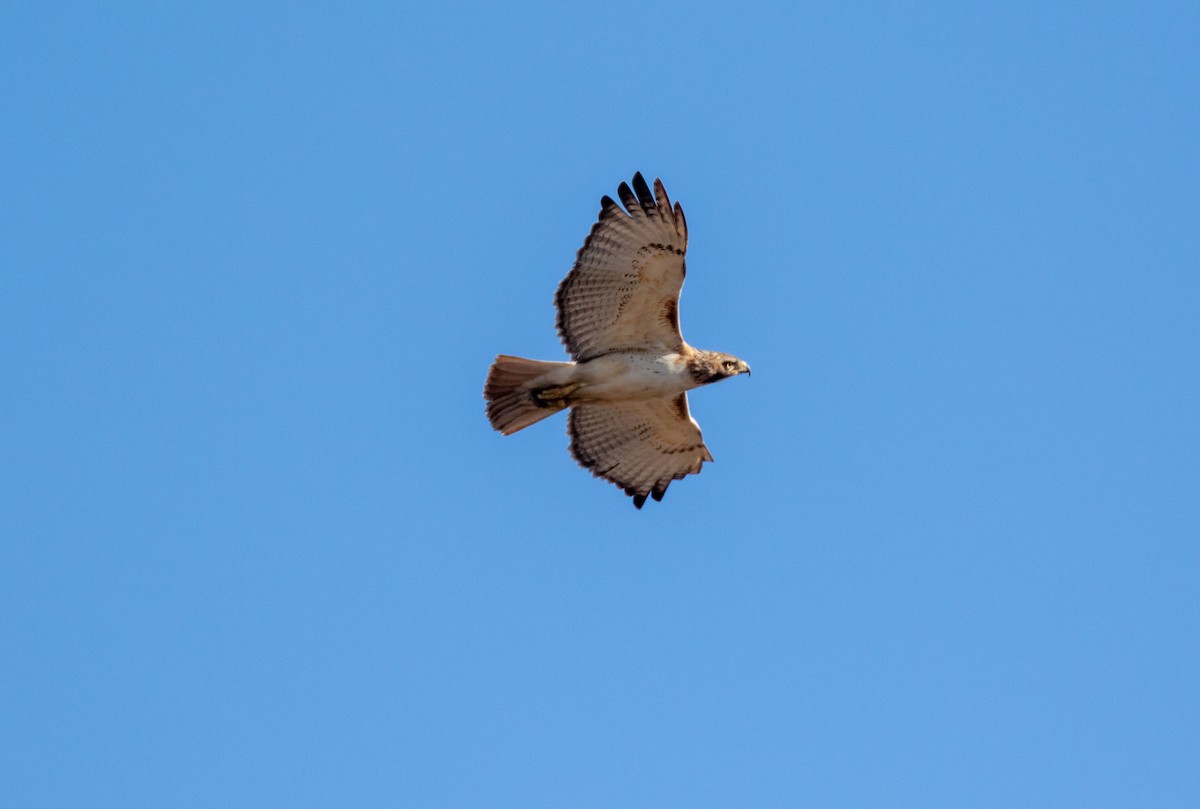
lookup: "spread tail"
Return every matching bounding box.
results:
[484,355,572,435]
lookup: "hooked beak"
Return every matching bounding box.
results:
[740,360,752,377]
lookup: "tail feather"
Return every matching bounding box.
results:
[484,355,572,435]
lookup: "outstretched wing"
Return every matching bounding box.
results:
[555,173,689,362]
[568,395,714,509]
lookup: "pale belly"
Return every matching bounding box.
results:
[566,352,696,402]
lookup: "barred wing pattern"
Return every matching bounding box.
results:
[568,395,714,509]
[555,173,689,362]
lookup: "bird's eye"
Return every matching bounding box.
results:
[723,360,736,370]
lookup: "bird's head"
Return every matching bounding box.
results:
[690,350,752,384]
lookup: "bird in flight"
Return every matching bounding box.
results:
[484,173,750,508]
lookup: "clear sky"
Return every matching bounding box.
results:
[3,2,1198,807]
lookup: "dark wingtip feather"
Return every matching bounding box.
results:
[631,173,655,211]
[651,488,665,502]
[674,201,688,243]
[624,486,647,509]
[616,181,637,212]
[652,177,671,215]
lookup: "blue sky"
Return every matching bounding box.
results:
[2,2,1197,806]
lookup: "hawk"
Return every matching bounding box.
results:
[484,173,750,508]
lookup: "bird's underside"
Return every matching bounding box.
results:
[484,173,749,508]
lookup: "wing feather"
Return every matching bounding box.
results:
[568,395,713,509]
[555,173,689,361]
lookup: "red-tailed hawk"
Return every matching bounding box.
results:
[484,173,750,508]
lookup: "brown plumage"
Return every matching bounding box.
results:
[484,173,749,508]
